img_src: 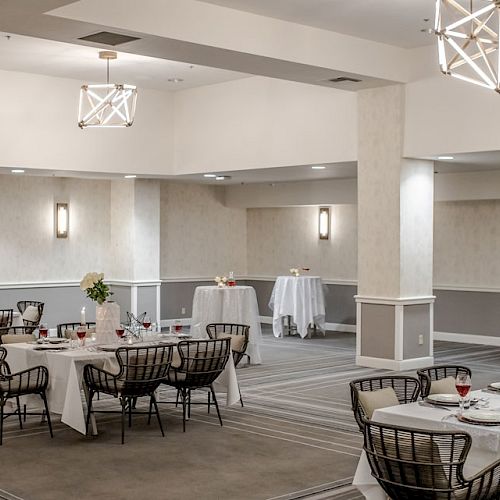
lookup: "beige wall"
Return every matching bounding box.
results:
[160,182,247,278]
[0,174,111,283]
[246,205,357,281]
[434,200,500,288]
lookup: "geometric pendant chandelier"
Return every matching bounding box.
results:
[78,51,138,128]
[434,0,500,92]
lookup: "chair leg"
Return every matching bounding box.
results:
[85,390,94,436]
[16,396,23,429]
[188,389,191,419]
[175,389,180,407]
[210,385,223,427]
[181,389,187,433]
[152,394,165,437]
[121,398,127,444]
[239,384,244,408]
[40,392,53,438]
[148,396,153,425]
[207,391,211,414]
[128,398,132,428]
[0,399,4,446]
[23,404,26,422]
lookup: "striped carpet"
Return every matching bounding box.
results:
[2,331,500,499]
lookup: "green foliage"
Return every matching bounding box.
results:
[85,279,112,305]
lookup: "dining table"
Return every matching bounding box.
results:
[4,337,241,436]
[269,275,326,338]
[353,390,500,499]
[190,285,262,364]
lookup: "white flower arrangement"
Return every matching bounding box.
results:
[214,276,228,288]
[290,268,300,277]
[80,272,112,304]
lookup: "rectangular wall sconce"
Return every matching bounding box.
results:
[319,207,330,240]
[56,203,69,238]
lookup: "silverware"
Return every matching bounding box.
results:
[419,402,452,411]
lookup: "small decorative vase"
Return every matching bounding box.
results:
[96,301,120,344]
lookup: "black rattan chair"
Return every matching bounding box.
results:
[0,310,13,328]
[57,322,96,339]
[206,323,249,407]
[0,346,52,445]
[16,301,44,333]
[162,338,231,432]
[83,345,173,444]
[350,376,420,432]
[364,420,500,499]
[0,326,36,344]
[417,365,472,398]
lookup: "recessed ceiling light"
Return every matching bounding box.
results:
[168,78,184,83]
[311,166,326,170]
[124,174,137,178]
[11,169,24,173]
[215,176,231,181]
[437,156,454,160]
[204,174,217,178]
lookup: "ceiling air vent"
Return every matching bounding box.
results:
[327,76,362,83]
[78,31,140,46]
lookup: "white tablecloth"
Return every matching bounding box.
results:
[4,341,241,435]
[190,285,262,364]
[269,276,326,338]
[353,390,500,499]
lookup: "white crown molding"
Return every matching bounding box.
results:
[109,280,161,287]
[161,277,217,283]
[433,284,500,293]
[0,280,81,290]
[354,295,435,305]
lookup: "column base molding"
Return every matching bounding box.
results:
[356,355,434,371]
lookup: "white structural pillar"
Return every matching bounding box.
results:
[356,85,435,371]
[110,179,162,323]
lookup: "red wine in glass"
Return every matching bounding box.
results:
[116,327,125,339]
[175,321,182,333]
[76,329,86,340]
[456,384,471,398]
[39,325,48,338]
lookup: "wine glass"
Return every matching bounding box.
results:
[143,316,151,330]
[116,324,125,342]
[76,325,87,348]
[39,323,48,342]
[455,373,472,415]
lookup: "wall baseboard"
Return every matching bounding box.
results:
[434,331,500,347]
[356,355,434,371]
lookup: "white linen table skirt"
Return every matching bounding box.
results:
[353,390,500,498]
[190,285,262,364]
[4,341,240,434]
[269,276,326,338]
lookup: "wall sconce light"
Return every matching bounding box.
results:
[56,203,69,238]
[319,207,330,240]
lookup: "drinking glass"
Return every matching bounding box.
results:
[174,320,182,333]
[38,324,48,341]
[455,373,471,415]
[76,325,87,348]
[116,324,125,341]
[143,316,151,330]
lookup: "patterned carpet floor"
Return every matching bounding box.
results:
[2,331,500,499]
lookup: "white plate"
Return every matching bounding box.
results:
[488,382,500,390]
[33,344,68,350]
[427,393,461,404]
[48,338,69,344]
[461,410,500,423]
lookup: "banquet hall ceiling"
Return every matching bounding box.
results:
[200,0,436,49]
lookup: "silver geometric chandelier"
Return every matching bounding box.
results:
[434,0,500,92]
[78,51,138,129]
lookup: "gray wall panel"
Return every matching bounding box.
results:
[161,281,214,320]
[403,304,430,359]
[434,289,500,336]
[110,285,131,323]
[137,286,157,322]
[0,286,96,328]
[360,303,394,359]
